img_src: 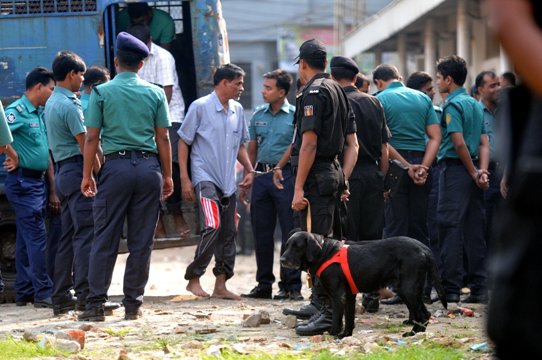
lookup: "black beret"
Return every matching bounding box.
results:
[116,31,149,58]
[330,56,359,74]
[294,39,327,64]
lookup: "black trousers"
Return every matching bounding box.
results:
[346,163,384,241]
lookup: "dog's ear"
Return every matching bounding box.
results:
[288,228,302,239]
[306,233,323,263]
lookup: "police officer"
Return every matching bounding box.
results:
[436,55,489,304]
[79,32,173,321]
[44,51,94,316]
[330,56,390,312]
[241,69,302,301]
[284,39,358,336]
[3,67,56,308]
[0,102,14,294]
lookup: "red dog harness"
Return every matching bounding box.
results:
[315,245,359,294]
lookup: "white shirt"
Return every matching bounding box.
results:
[139,42,185,123]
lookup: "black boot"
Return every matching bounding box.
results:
[283,288,322,319]
[295,307,333,336]
[78,306,105,322]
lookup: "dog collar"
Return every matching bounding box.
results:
[315,245,359,294]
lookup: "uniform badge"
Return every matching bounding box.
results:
[304,105,314,117]
[6,113,15,123]
[15,105,23,113]
[309,89,319,94]
[446,113,452,125]
[255,122,267,126]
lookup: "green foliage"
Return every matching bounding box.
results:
[102,327,133,339]
[0,336,63,359]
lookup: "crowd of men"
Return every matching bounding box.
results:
[0,28,509,332]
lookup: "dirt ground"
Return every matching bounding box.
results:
[0,246,491,359]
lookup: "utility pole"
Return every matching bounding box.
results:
[334,0,345,55]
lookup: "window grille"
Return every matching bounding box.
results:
[0,0,97,16]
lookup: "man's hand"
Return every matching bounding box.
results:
[181,176,195,202]
[48,192,61,215]
[239,188,250,205]
[239,172,255,190]
[340,180,350,202]
[273,168,284,190]
[292,188,308,211]
[81,176,97,198]
[474,169,490,190]
[3,154,18,172]
[161,175,174,201]
[410,164,429,186]
[500,175,508,199]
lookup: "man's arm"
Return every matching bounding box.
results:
[237,144,255,190]
[292,131,317,211]
[247,140,258,167]
[164,85,173,103]
[273,144,292,190]
[46,154,60,214]
[2,145,18,171]
[342,133,359,181]
[379,143,389,175]
[450,132,487,189]
[178,139,195,202]
[156,127,173,200]
[81,128,100,197]
[477,134,490,190]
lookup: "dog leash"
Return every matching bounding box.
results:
[303,197,314,288]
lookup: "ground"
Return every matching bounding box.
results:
[0,246,491,359]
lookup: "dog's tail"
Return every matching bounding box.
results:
[428,253,447,309]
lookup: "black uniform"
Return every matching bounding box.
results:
[343,86,389,241]
[291,73,355,237]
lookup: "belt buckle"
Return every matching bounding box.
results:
[118,150,126,157]
[264,164,272,173]
[141,151,149,160]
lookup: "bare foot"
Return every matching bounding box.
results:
[211,288,241,300]
[186,278,210,298]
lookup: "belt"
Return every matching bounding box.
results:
[255,163,278,172]
[57,155,83,167]
[398,149,425,158]
[104,150,157,161]
[9,167,45,179]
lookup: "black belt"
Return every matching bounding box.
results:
[398,149,425,158]
[256,163,278,172]
[104,150,157,161]
[9,167,45,179]
[57,155,83,167]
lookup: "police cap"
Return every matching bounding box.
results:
[116,32,149,58]
[294,39,327,64]
[330,56,359,74]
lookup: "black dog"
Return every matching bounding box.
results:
[280,231,447,338]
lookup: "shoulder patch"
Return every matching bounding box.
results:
[446,113,452,125]
[6,113,16,123]
[304,105,313,117]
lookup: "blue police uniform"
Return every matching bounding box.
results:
[437,87,488,300]
[44,85,93,311]
[4,95,53,303]
[248,101,301,294]
[82,33,170,317]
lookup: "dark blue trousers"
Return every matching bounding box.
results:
[384,153,430,246]
[427,165,443,271]
[484,163,503,250]
[185,181,237,280]
[5,170,52,301]
[52,160,94,305]
[250,165,301,292]
[86,154,162,311]
[437,161,487,296]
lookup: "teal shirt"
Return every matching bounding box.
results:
[80,92,90,117]
[5,95,49,171]
[437,88,486,162]
[85,72,170,155]
[0,102,13,146]
[44,86,86,162]
[480,100,496,160]
[116,8,176,45]
[249,100,295,164]
[376,81,438,151]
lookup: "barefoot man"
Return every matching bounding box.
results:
[178,64,255,300]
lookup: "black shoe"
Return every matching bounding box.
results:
[462,294,488,304]
[381,295,403,305]
[283,302,319,319]
[273,289,289,300]
[362,294,380,313]
[289,290,304,301]
[78,306,105,322]
[295,309,333,336]
[16,296,34,306]
[446,294,460,303]
[104,301,122,315]
[34,297,53,308]
[125,308,142,320]
[53,298,77,316]
[241,286,272,299]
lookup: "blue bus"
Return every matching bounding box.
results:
[0,0,230,302]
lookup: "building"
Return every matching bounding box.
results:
[343,0,509,88]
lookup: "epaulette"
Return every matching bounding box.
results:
[306,77,325,95]
[15,104,24,113]
[92,84,102,96]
